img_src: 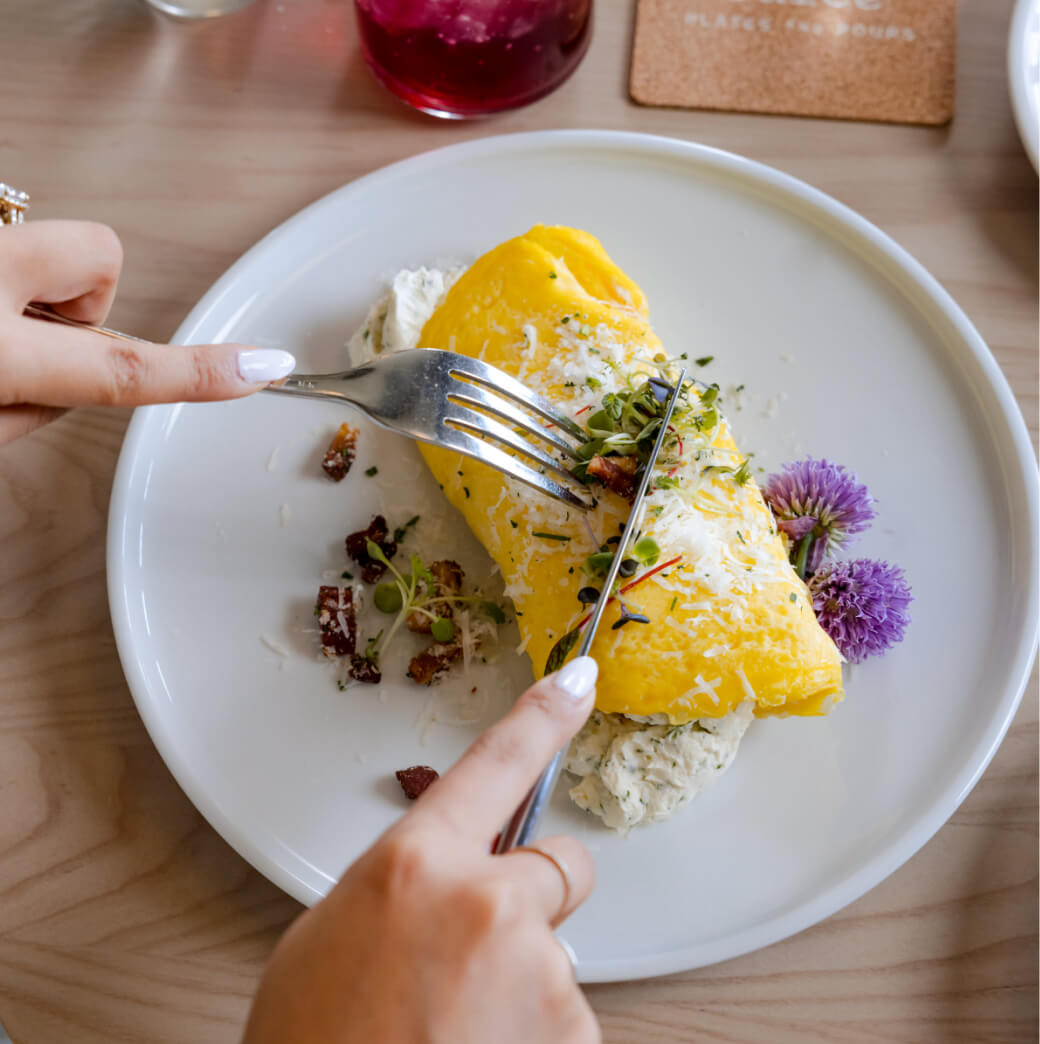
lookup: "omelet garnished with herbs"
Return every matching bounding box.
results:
[351,226,845,829]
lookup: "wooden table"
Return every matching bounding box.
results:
[1,1,1036,1040]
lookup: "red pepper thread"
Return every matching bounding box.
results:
[572,555,683,632]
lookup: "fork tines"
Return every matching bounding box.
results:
[443,356,593,511]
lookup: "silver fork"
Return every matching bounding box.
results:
[22,304,594,510]
[266,350,593,510]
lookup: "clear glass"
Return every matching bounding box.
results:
[142,0,255,18]
[354,0,593,119]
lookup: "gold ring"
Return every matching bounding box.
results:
[516,843,572,920]
[0,184,29,226]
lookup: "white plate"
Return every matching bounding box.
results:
[1009,0,1040,172]
[108,132,1039,982]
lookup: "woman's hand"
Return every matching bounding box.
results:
[0,220,294,444]
[243,657,602,1044]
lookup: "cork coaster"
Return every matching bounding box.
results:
[631,0,956,125]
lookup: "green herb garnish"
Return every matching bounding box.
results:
[694,355,714,367]
[431,617,455,642]
[633,536,660,565]
[545,626,582,673]
[373,582,403,614]
[532,531,571,542]
[392,515,420,543]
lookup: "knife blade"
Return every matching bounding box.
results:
[493,369,687,853]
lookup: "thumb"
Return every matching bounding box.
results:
[411,657,598,840]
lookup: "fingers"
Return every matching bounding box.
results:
[416,656,598,840]
[0,221,124,324]
[496,835,595,927]
[0,405,66,445]
[0,318,295,407]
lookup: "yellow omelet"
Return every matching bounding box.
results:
[416,226,844,724]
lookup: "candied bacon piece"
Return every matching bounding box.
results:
[315,585,356,658]
[587,454,640,501]
[406,607,434,635]
[430,559,464,593]
[345,514,397,584]
[321,423,359,481]
[407,642,463,686]
[395,765,439,800]
[407,559,466,634]
[348,654,381,684]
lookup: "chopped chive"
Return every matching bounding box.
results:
[694,355,714,367]
[365,466,378,477]
[463,486,470,498]
[532,531,571,542]
[669,596,678,612]
[549,271,557,279]
[789,592,798,603]
[392,515,420,542]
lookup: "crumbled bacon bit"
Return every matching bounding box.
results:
[395,765,439,800]
[407,559,466,634]
[321,423,358,481]
[315,586,356,658]
[407,643,463,686]
[348,654,381,684]
[587,454,640,500]
[345,514,397,584]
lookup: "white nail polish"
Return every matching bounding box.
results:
[554,656,598,702]
[237,348,296,384]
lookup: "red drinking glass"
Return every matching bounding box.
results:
[354,0,593,118]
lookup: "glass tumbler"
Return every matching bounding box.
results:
[354,0,593,118]
[142,0,255,17]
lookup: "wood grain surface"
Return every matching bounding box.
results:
[0,1,1036,1041]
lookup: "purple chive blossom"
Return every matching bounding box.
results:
[763,458,876,578]
[809,559,912,664]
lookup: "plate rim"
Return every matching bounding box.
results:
[1009,0,1040,173]
[107,130,1040,982]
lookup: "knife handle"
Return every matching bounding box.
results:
[492,749,567,853]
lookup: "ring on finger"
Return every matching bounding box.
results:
[0,184,29,226]
[516,842,572,921]
[556,934,578,974]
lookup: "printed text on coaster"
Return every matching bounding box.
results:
[631,0,956,125]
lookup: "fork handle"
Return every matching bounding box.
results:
[261,367,414,432]
[23,302,152,344]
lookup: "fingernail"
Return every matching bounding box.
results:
[236,348,296,384]
[553,656,598,702]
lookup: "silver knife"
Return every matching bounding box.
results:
[493,369,687,853]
